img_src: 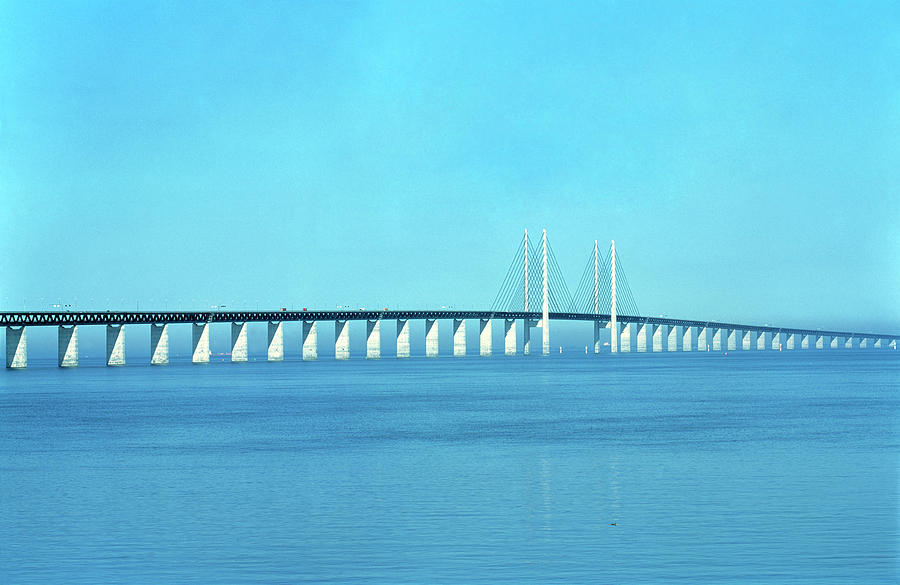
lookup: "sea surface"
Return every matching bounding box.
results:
[1,351,898,584]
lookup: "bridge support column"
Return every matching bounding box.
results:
[711,328,722,351]
[425,318,439,358]
[6,326,27,369]
[636,323,650,352]
[727,329,737,351]
[453,319,466,357]
[771,332,781,351]
[396,319,410,358]
[801,334,810,349]
[667,325,679,352]
[610,321,620,353]
[524,319,539,355]
[742,330,751,350]
[366,319,381,359]
[231,322,248,362]
[890,339,897,350]
[874,338,882,349]
[845,336,854,350]
[652,324,663,352]
[682,326,694,352]
[541,319,550,356]
[830,336,839,349]
[479,319,492,356]
[302,321,318,360]
[58,325,78,367]
[786,333,795,350]
[859,337,868,349]
[593,321,602,354]
[697,327,709,351]
[106,324,125,366]
[335,320,349,360]
[756,331,766,351]
[150,324,169,365]
[504,319,516,355]
[192,323,210,363]
[267,321,284,361]
[815,335,824,349]
[620,323,632,352]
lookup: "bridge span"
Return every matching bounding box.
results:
[4,230,897,368]
[3,309,897,368]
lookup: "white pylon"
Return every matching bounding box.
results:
[610,239,617,353]
[524,229,529,312]
[593,240,600,315]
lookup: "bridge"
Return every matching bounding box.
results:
[3,230,898,368]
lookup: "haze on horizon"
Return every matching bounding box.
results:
[2,1,899,352]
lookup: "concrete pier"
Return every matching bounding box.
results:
[786,333,796,350]
[620,322,632,352]
[756,331,766,351]
[637,323,650,352]
[610,321,620,353]
[504,319,516,355]
[524,319,537,355]
[302,321,318,360]
[267,321,284,361]
[742,330,751,350]
[771,332,781,351]
[6,326,27,368]
[859,337,868,349]
[830,336,839,349]
[397,319,410,358]
[231,322,248,362]
[192,323,210,363]
[425,318,439,358]
[366,319,381,359]
[890,339,897,350]
[727,329,738,351]
[697,327,709,351]
[150,324,169,365]
[335,320,349,360]
[479,319,492,356]
[816,335,824,349]
[682,326,694,352]
[667,325,679,352]
[106,324,125,366]
[712,328,722,351]
[453,319,466,357]
[652,324,663,352]
[58,325,78,367]
[593,321,602,354]
[874,338,882,349]
[844,336,854,350]
[801,334,810,349]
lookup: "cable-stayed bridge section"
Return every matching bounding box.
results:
[3,229,897,368]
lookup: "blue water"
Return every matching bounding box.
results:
[2,352,898,584]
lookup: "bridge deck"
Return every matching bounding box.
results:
[0,311,895,340]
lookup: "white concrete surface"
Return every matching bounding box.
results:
[6,326,26,368]
[267,321,284,361]
[58,326,78,367]
[106,324,125,366]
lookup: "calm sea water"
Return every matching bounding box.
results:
[1,352,898,584]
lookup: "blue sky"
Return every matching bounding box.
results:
[2,0,899,347]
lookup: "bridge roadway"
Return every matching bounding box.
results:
[1,310,897,340]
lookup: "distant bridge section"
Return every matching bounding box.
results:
[3,309,897,369]
[3,229,897,368]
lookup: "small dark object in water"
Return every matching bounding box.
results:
[610,523,616,526]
